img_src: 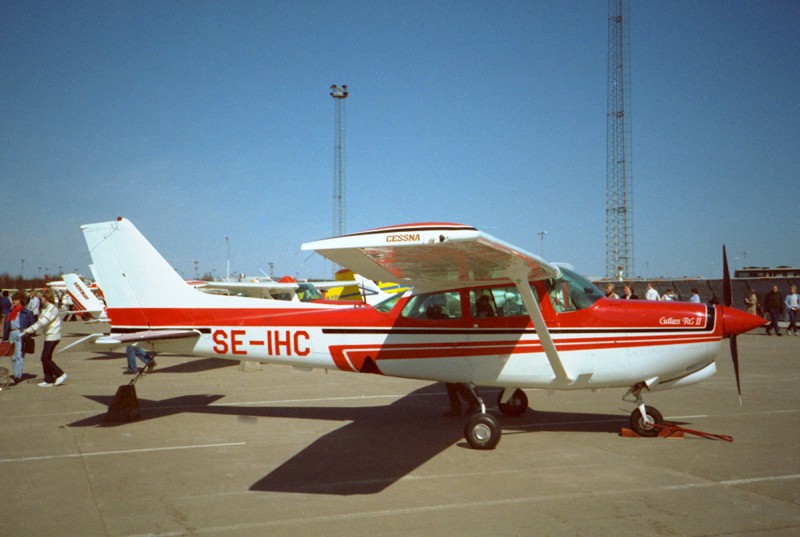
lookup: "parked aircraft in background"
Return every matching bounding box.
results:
[62,273,107,321]
[64,218,764,449]
[197,276,303,301]
[320,268,406,305]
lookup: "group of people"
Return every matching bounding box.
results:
[604,283,682,302]
[2,288,158,386]
[1,289,66,386]
[602,281,799,336]
[750,285,799,337]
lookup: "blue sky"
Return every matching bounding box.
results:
[2,1,798,282]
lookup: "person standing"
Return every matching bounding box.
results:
[444,382,478,417]
[744,288,758,316]
[645,283,660,301]
[0,290,11,328]
[27,290,40,321]
[662,289,677,301]
[21,289,67,386]
[2,292,35,385]
[689,288,701,303]
[763,285,784,336]
[604,283,619,299]
[124,345,157,375]
[785,285,799,336]
[622,285,638,300]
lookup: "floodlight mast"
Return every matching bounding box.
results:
[330,84,348,237]
[330,84,349,276]
[606,0,634,280]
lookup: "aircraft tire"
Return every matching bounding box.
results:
[497,388,528,417]
[629,406,663,437]
[465,413,501,450]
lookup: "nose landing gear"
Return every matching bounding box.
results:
[623,382,664,437]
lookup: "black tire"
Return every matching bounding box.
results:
[464,413,502,450]
[629,406,663,437]
[497,388,528,417]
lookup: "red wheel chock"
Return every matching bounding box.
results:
[620,422,733,442]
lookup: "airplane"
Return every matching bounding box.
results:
[61,273,108,321]
[319,268,406,305]
[63,217,765,449]
[194,274,356,303]
[196,275,303,301]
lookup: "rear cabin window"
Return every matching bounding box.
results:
[401,291,462,319]
[470,286,528,318]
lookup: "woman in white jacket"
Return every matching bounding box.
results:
[22,289,66,387]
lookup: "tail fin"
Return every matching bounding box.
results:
[354,274,392,306]
[82,217,336,330]
[82,218,199,310]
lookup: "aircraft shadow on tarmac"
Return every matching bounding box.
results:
[67,384,628,496]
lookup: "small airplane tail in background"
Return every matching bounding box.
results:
[353,274,393,305]
[323,268,401,305]
[62,273,106,321]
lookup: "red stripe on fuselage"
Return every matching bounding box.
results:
[328,331,720,371]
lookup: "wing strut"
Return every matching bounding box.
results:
[511,269,572,384]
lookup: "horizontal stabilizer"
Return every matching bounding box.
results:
[58,330,200,354]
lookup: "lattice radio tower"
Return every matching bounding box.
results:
[330,84,349,240]
[606,0,634,280]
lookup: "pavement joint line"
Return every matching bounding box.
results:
[0,392,443,420]
[124,473,800,537]
[0,442,246,463]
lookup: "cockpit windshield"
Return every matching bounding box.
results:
[297,283,324,302]
[546,266,604,313]
[373,292,404,313]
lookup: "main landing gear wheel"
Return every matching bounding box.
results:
[629,405,664,437]
[464,413,502,450]
[497,388,528,417]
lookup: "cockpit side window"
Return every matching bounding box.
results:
[470,286,528,318]
[546,267,604,313]
[401,291,462,319]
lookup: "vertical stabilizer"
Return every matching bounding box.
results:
[81,218,199,314]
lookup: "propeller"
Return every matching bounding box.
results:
[723,245,742,404]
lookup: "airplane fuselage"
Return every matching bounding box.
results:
[107,285,730,393]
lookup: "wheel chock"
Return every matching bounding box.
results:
[620,426,684,439]
[620,423,733,441]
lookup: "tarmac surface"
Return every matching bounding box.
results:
[1,321,799,536]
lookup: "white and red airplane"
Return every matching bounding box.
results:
[65,217,764,449]
[62,273,108,322]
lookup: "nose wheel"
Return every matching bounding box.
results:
[629,405,663,437]
[624,383,665,437]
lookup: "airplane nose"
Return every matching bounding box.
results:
[721,306,766,337]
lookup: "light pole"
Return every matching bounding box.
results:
[225,237,230,282]
[538,231,547,258]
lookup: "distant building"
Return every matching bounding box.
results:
[735,266,800,278]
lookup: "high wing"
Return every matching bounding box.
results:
[303,222,571,382]
[301,223,560,292]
